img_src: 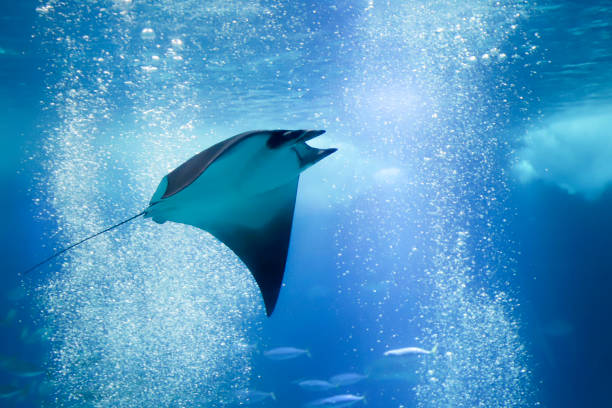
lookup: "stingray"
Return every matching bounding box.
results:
[25,129,336,316]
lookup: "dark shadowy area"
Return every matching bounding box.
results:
[0,0,46,277]
[513,182,612,407]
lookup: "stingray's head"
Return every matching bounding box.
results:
[148,175,169,206]
[265,129,326,149]
[266,129,336,171]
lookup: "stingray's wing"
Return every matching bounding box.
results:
[160,131,254,199]
[148,129,330,315]
[152,129,323,203]
[158,130,301,201]
[202,179,298,316]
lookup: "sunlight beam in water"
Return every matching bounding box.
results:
[334,0,536,406]
[31,0,538,406]
[32,1,296,406]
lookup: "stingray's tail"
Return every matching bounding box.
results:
[22,210,146,276]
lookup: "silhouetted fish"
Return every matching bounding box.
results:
[304,394,365,407]
[264,347,310,360]
[328,373,367,386]
[296,379,338,391]
[235,389,276,404]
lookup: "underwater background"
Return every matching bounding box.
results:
[1,0,612,406]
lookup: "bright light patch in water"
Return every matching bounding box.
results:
[373,167,402,184]
[515,106,612,200]
[353,83,422,121]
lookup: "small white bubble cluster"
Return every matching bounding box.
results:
[140,28,155,41]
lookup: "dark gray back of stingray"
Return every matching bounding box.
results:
[162,130,291,199]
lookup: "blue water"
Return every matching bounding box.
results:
[1,0,611,407]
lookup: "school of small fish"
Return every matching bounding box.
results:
[235,342,438,406]
[0,287,51,406]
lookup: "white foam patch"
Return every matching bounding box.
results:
[515,107,612,199]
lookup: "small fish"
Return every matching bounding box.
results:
[36,380,55,396]
[20,327,30,342]
[6,286,27,301]
[0,309,16,326]
[0,47,21,57]
[235,389,276,404]
[541,319,573,337]
[365,356,420,382]
[0,355,44,378]
[0,384,22,399]
[296,379,338,391]
[328,373,367,386]
[264,347,310,360]
[383,344,437,357]
[304,394,365,407]
[21,327,49,344]
[236,342,259,351]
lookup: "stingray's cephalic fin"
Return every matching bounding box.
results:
[205,180,298,316]
[266,129,325,149]
[293,143,337,169]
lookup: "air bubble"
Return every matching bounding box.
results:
[113,0,132,10]
[171,38,184,49]
[140,28,156,41]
